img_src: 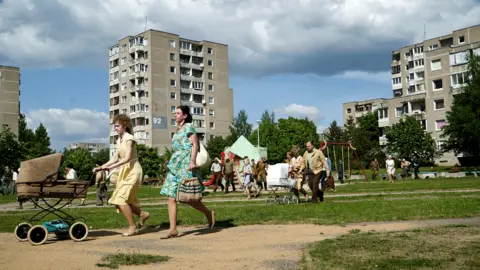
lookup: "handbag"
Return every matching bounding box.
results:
[176,177,204,203]
[196,142,211,168]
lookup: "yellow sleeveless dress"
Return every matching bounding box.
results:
[108,133,143,206]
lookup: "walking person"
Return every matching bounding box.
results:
[94,163,109,206]
[371,158,379,180]
[160,106,215,238]
[400,159,411,179]
[96,114,149,236]
[412,155,420,179]
[303,141,330,203]
[385,155,396,183]
[290,146,308,201]
[211,158,224,192]
[223,158,236,193]
[256,157,267,191]
[337,160,344,184]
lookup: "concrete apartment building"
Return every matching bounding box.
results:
[0,65,20,137]
[67,142,107,154]
[343,25,480,166]
[108,30,234,157]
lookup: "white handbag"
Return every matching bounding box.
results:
[196,142,211,168]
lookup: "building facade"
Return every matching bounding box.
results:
[67,142,107,154]
[343,25,480,166]
[0,65,20,137]
[108,30,234,158]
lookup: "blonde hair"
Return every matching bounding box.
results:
[291,145,300,156]
[113,114,133,134]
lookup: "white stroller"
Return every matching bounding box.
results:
[265,163,298,205]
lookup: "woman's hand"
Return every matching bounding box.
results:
[189,161,196,171]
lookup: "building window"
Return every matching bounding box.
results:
[429,44,439,51]
[208,97,214,104]
[346,108,352,114]
[170,53,175,61]
[210,122,215,129]
[392,77,401,85]
[434,99,445,111]
[451,72,468,88]
[414,46,423,54]
[208,60,214,67]
[458,36,465,44]
[192,81,203,90]
[121,96,127,103]
[432,79,443,91]
[192,107,204,115]
[436,140,445,151]
[207,48,213,54]
[170,66,176,73]
[395,107,404,117]
[391,65,400,74]
[171,119,177,127]
[450,51,468,66]
[208,84,215,91]
[121,57,126,65]
[170,92,176,100]
[414,59,424,67]
[208,72,214,80]
[209,109,215,116]
[430,59,441,71]
[435,119,446,131]
[171,132,175,139]
[169,40,175,48]
[170,79,176,87]
[170,106,176,114]
[416,72,425,80]
[378,108,388,119]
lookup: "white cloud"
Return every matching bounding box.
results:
[0,0,479,76]
[26,108,109,150]
[275,104,322,122]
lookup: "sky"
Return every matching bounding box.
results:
[0,0,479,150]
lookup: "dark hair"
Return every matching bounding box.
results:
[176,106,192,123]
[66,163,74,169]
[113,114,133,134]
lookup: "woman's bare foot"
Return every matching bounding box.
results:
[207,210,215,229]
[161,229,178,239]
[123,226,137,237]
[138,211,150,228]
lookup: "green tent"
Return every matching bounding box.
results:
[225,135,262,161]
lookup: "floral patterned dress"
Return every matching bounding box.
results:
[160,123,205,198]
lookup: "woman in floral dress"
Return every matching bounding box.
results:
[160,106,215,238]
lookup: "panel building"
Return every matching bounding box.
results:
[0,65,20,137]
[67,142,107,154]
[343,25,480,166]
[108,30,234,157]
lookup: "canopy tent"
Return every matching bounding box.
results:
[224,135,262,161]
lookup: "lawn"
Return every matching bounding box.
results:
[2,195,479,232]
[301,225,480,270]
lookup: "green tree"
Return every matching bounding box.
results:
[206,136,228,160]
[18,113,36,159]
[92,148,110,165]
[230,110,252,139]
[137,145,163,178]
[0,125,26,182]
[441,52,480,161]
[28,123,53,159]
[60,148,96,180]
[386,116,436,161]
[249,110,279,148]
[324,120,344,142]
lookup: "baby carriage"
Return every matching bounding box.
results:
[14,153,90,246]
[265,163,298,205]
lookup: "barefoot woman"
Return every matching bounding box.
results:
[160,106,215,238]
[96,114,149,236]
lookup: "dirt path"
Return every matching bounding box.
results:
[1,217,479,270]
[2,188,479,212]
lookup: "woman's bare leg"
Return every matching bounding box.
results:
[118,204,136,234]
[167,197,178,232]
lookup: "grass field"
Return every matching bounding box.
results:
[301,225,480,270]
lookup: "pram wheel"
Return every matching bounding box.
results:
[27,225,48,245]
[14,222,32,241]
[283,196,291,205]
[291,196,299,204]
[69,222,89,242]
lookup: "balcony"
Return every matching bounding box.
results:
[135,84,146,91]
[130,111,146,118]
[379,135,388,146]
[180,74,194,81]
[109,79,119,86]
[413,53,424,60]
[133,125,147,132]
[408,79,416,86]
[354,111,367,118]
[180,62,204,70]
[135,71,146,78]
[195,127,206,133]
[180,49,203,57]
[109,53,119,61]
[129,44,144,53]
[410,111,426,120]
[109,92,120,99]
[452,87,463,95]
[181,87,204,94]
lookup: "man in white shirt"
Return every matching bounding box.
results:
[65,163,83,206]
[210,158,224,192]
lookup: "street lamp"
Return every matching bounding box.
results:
[256,120,261,147]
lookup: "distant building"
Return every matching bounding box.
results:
[0,65,20,137]
[343,25,480,166]
[68,142,107,154]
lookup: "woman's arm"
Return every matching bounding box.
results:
[189,134,199,170]
[106,141,134,170]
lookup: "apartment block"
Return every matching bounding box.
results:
[0,65,20,137]
[343,25,480,166]
[108,30,234,157]
[67,142,107,154]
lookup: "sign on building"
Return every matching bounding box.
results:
[152,116,168,130]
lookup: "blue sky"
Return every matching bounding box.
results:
[1,0,479,150]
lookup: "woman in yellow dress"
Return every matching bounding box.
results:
[96,114,149,236]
